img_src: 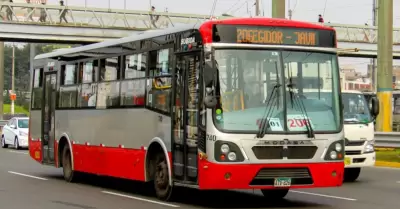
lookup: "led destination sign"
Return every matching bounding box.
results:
[212,25,335,47]
[237,28,317,46]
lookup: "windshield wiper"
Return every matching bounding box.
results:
[256,84,281,138]
[287,79,315,138]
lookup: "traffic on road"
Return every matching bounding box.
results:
[0,148,399,209]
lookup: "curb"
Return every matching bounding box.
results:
[375,161,400,168]
[375,148,396,151]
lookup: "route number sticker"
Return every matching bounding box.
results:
[287,115,314,131]
[256,118,283,131]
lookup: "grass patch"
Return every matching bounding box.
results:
[3,104,29,116]
[376,149,400,163]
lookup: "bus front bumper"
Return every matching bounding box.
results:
[198,160,344,190]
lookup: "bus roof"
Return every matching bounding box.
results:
[34,17,335,61]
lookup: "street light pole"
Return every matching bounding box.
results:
[11,44,15,115]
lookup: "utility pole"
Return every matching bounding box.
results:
[255,0,260,16]
[11,44,15,115]
[272,0,285,18]
[376,0,393,132]
[371,0,378,92]
[0,42,4,120]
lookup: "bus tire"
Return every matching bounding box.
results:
[343,168,361,182]
[153,152,174,201]
[62,144,80,183]
[261,189,289,199]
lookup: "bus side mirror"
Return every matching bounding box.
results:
[371,97,379,117]
[203,60,217,108]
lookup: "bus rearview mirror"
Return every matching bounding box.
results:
[203,60,215,88]
[371,97,379,117]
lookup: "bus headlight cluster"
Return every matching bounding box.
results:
[363,140,375,153]
[324,140,345,161]
[220,144,237,161]
[215,141,244,162]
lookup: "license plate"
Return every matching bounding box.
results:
[274,177,291,187]
[344,157,351,165]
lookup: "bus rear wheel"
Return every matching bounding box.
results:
[153,152,174,201]
[261,189,289,199]
[62,145,80,182]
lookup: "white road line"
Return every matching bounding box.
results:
[290,190,357,201]
[8,171,48,181]
[9,150,28,155]
[102,191,180,208]
[396,181,400,183]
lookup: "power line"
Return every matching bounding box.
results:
[209,0,218,18]
[322,0,328,16]
[224,0,243,14]
[231,0,250,14]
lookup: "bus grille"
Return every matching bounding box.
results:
[250,168,313,186]
[252,146,317,159]
[347,141,365,146]
[345,150,362,155]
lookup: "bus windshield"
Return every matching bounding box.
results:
[213,49,341,134]
[306,92,372,124]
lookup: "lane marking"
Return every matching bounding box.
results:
[9,150,28,155]
[8,171,48,181]
[396,181,400,183]
[102,191,180,208]
[290,190,357,201]
[371,166,400,171]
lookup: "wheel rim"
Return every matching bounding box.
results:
[15,139,18,149]
[155,158,169,191]
[1,137,4,146]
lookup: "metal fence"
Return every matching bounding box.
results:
[375,132,400,148]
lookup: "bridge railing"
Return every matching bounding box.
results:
[0,2,399,44]
[0,2,223,30]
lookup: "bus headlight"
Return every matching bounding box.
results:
[330,151,337,159]
[335,143,342,152]
[227,152,237,161]
[324,139,345,161]
[363,140,375,154]
[221,144,230,153]
[214,141,244,162]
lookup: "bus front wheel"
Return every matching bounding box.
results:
[62,145,80,182]
[344,168,361,182]
[261,189,289,199]
[153,152,174,201]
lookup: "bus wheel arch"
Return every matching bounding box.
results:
[58,135,74,169]
[145,138,174,201]
[145,139,172,184]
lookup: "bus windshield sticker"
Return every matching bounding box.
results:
[256,118,283,131]
[287,115,314,131]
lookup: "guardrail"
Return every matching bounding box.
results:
[375,132,400,148]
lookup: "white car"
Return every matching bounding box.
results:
[1,117,29,149]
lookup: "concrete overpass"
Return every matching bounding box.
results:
[0,2,399,45]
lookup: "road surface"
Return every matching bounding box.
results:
[0,148,399,209]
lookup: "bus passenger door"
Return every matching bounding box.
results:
[42,72,57,165]
[172,53,201,184]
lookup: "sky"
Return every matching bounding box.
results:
[17,0,400,74]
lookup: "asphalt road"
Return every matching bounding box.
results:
[0,148,399,209]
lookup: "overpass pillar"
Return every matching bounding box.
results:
[0,42,4,120]
[376,0,393,132]
[272,0,285,18]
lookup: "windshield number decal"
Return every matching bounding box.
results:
[257,118,283,131]
[287,115,314,131]
[288,118,311,128]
